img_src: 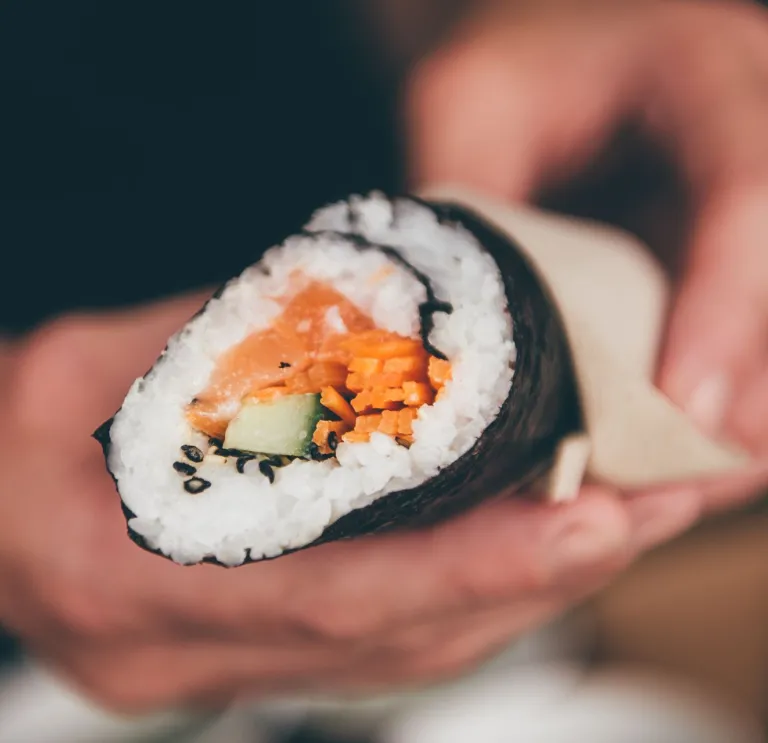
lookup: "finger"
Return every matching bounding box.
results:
[405,11,645,200]
[80,289,215,383]
[648,32,768,434]
[51,639,354,714]
[623,487,703,554]
[15,289,214,434]
[730,368,768,456]
[167,487,630,643]
[317,599,564,694]
[624,463,768,534]
[655,182,768,438]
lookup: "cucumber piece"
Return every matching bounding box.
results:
[224,394,323,458]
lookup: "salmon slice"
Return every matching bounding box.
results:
[187,282,375,437]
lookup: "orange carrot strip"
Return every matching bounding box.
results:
[346,372,367,392]
[342,431,370,444]
[320,387,356,426]
[382,356,427,377]
[428,357,452,389]
[351,390,373,413]
[397,408,417,436]
[355,414,383,433]
[348,357,383,375]
[312,420,350,455]
[363,371,413,388]
[378,410,400,435]
[402,381,434,407]
[341,331,424,359]
[371,388,405,409]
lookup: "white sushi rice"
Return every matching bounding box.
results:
[108,195,515,565]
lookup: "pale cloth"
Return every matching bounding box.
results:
[420,185,752,499]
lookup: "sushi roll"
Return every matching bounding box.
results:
[96,188,750,567]
[96,193,581,566]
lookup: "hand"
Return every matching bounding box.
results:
[406,0,768,480]
[0,295,698,713]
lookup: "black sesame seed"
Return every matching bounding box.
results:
[226,448,252,458]
[173,461,197,476]
[279,361,291,368]
[307,442,334,462]
[213,447,239,458]
[181,445,204,463]
[184,477,211,494]
[327,431,338,452]
[236,455,255,474]
[258,460,275,484]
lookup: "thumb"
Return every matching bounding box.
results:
[14,289,213,435]
[657,188,768,438]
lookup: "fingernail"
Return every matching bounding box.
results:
[685,373,731,435]
[546,515,627,584]
[626,489,702,553]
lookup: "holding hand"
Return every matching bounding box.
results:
[0,296,691,713]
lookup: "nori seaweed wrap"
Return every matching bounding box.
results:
[96,188,748,566]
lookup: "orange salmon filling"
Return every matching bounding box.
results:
[186,280,451,452]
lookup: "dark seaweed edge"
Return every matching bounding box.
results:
[302,229,453,360]
[94,195,582,567]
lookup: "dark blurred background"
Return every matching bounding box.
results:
[0,1,406,334]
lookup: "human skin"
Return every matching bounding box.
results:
[406,0,768,457]
[0,0,767,715]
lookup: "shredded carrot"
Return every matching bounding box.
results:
[354,413,383,434]
[402,381,434,407]
[312,420,350,455]
[370,388,405,408]
[362,371,417,388]
[346,372,367,393]
[428,357,452,389]
[320,387,356,426]
[342,430,370,443]
[379,410,400,435]
[348,357,383,375]
[351,390,373,413]
[382,356,427,377]
[397,408,417,436]
[341,330,424,359]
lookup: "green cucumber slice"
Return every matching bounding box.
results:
[223,394,323,457]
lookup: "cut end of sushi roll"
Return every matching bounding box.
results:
[99,194,581,566]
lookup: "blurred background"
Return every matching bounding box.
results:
[0,0,766,740]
